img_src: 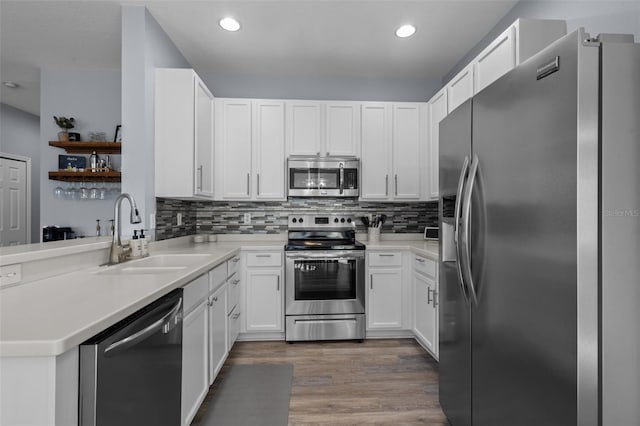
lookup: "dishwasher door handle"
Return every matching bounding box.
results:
[104,298,182,356]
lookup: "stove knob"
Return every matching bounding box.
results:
[299,218,304,223]
[347,218,352,223]
[340,218,345,223]
[334,218,339,223]
[292,218,297,223]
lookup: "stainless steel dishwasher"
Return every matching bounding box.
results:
[79,288,183,426]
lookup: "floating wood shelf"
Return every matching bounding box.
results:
[48,141,122,154]
[48,170,121,182]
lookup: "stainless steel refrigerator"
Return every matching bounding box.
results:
[438,29,640,426]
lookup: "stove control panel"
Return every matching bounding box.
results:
[289,214,355,230]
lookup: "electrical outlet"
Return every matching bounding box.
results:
[176,212,183,226]
[243,213,251,224]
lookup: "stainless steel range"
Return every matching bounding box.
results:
[285,214,366,341]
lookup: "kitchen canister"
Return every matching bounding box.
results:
[368,227,380,242]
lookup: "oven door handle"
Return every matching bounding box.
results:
[286,252,364,260]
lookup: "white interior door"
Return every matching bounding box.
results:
[0,156,29,246]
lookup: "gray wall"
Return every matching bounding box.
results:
[0,103,41,242]
[444,0,640,83]
[39,68,121,239]
[202,72,441,102]
[121,5,191,238]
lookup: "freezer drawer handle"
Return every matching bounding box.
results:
[454,156,471,305]
[104,297,183,356]
[294,318,358,324]
[461,155,479,305]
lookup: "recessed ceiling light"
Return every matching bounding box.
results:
[2,81,20,88]
[396,24,416,38]
[219,17,240,32]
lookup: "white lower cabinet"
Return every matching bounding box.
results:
[181,274,209,426]
[367,252,404,330]
[208,282,227,385]
[244,251,284,332]
[228,305,241,348]
[245,269,283,331]
[412,256,439,359]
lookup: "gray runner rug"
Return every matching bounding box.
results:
[196,364,293,426]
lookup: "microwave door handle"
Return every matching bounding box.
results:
[339,163,344,195]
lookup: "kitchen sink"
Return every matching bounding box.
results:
[96,254,212,275]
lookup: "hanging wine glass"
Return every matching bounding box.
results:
[53,182,64,199]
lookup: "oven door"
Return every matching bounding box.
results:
[285,251,365,315]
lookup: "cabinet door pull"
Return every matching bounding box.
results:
[232,257,240,263]
[385,175,389,196]
[232,279,240,285]
[370,275,373,290]
[246,173,250,195]
[276,276,280,291]
[212,296,218,302]
[415,257,425,263]
[255,254,271,258]
[197,165,203,191]
[395,174,398,196]
[379,254,395,257]
[257,173,260,196]
[427,287,433,304]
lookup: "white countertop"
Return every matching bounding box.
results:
[0,235,437,357]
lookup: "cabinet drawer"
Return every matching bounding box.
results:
[227,255,241,276]
[246,252,282,267]
[369,252,402,267]
[183,273,209,313]
[209,263,227,293]
[414,256,436,278]
[227,273,241,314]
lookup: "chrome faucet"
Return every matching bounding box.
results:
[109,193,142,264]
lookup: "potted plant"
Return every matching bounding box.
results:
[53,116,75,141]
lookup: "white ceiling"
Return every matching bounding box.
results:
[0,0,518,116]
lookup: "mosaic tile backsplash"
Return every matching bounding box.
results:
[155,197,438,241]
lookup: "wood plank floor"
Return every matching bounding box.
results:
[192,338,449,425]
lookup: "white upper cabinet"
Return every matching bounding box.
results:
[428,88,447,200]
[474,19,566,95]
[425,18,566,200]
[286,101,360,157]
[216,99,252,199]
[392,103,422,200]
[253,101,286,200]
[324,102,361,157]
[155,68,214,199]
[447,63,474,114]
[361,102,426,201]
[215,99,286,201]
[360,103,391,200]
[286,101,323,156]
[194,80,215,197]
[474,25,516,94]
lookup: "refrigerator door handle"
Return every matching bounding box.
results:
[461,154,479,305]
[454,156,471,304]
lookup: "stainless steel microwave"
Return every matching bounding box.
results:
[287,157,359,197]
